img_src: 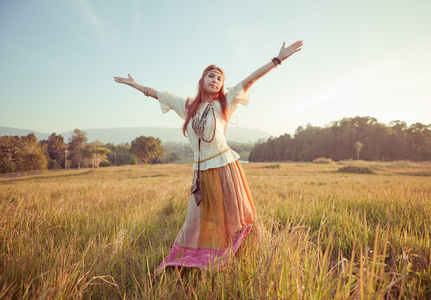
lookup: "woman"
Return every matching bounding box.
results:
[114,40,303,274]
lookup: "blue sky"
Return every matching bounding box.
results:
[1,0,430,138]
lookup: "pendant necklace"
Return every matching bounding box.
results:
[192,103,216,143]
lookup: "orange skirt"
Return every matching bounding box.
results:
[156,160,255,274]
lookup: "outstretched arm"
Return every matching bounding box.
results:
[114,74,158,99]
[241,40,303,93]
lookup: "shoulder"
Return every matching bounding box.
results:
[157,91,189,119]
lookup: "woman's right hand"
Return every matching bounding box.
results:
[114,73,136,86]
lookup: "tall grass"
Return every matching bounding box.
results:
[1,162,430,299]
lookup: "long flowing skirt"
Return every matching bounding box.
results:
[155,160,255,274]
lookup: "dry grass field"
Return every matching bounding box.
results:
[1,161,430,299]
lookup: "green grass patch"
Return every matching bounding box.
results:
[338,165,375,174]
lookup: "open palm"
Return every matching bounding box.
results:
[114,73,136,86]
[278,40,303,61]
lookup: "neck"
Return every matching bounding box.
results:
[202,92,215,103]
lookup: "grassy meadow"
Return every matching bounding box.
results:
[1,160,430,299]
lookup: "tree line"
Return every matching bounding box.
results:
[0,129,166,173]
[3,116,428,173]
[249,116,431,162]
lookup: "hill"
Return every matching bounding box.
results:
[0,126,271,144]
[0,127,50,141]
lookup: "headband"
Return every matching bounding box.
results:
[202,69,225,79]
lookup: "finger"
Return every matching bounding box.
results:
[290,41,301,48]
[282,41,286,48]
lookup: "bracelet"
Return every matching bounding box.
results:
[143,87,150,96]
[271,57,282,67]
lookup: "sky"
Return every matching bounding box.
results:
[1,0,430,139]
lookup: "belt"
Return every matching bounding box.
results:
[194,148,230,164]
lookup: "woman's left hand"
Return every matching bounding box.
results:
[277,40,303,61]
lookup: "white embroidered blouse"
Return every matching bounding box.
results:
[157,82,249,171]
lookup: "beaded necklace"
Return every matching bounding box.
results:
[191,102,216,206]
[192,103,216,143]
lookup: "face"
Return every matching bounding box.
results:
[203,70,224,94]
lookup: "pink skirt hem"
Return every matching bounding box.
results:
[155,224,252,274]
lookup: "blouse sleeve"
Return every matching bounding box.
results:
[157,90,188,120]
[226,82,250,119]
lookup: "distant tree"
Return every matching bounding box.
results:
[354,141,363,160]
[0,133,47,173]
[1,136,19,166]
[81,141,105,168]
[248,116,431,162]
[19,152,48,172]
[48,133,66,167]
[105,143,133,166]
[163,152,178,163]
[0,135,21,172]
[406,123,431,160]
[69,129,88,149]
[87,141,110,168]
[16,133,48,172]
[130,136,164,164]
[39,133,66,169]
[68,129,88,168]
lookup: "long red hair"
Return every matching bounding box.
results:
[182,65,228,136]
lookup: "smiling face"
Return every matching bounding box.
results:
[203,69,224,95]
